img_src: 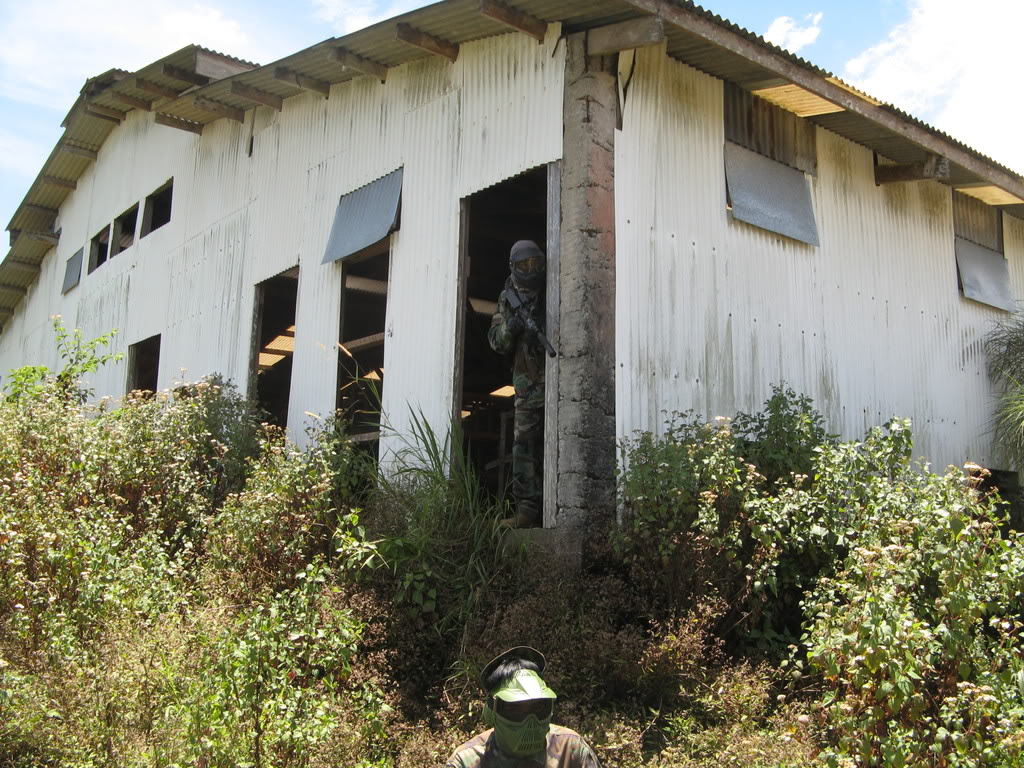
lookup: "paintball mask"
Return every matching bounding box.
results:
[480,647,557,757]
[509,240,546,292]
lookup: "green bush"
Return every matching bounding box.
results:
[616,385,835,644]
[797,422,1024,767]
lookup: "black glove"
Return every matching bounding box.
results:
[505,313,524,335]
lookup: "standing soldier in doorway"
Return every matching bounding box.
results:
[489,240,554,529]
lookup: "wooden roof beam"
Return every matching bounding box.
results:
[329,47,388,82]
[273,67,330,97]
[620,0,1024,202]
[109,92,153,111]
[875,155,950,185]
[194,49,256,81]
[154,113,203,135]
[396,23,459,62]
[84,104,126,124]
[40,176,77,190]
[59,141,98,161]
[479,0,547,42]
[230,81,283,111]
[162,64,210,87]
[193,96,245,123]
[24,231,59,246]
[587,16,665,56]
[0,283,27,297]
[5,259,41,275]
[23,203,58,217]
[8,230,19,247]
[135,77,186,100]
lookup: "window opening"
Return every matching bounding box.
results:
[111,203,139,256]
[953,191,1011,311]
[141,179,173,237]
[455,166,548,503]
[88,225,110,273]
[723,82,819,246]
[252,270,298,427]
[127,334,161,393]
[336,241,391,457]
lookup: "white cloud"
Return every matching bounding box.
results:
[312,0,429,35]
[764,12,823,54]
[0,1,273,112]
[844,0,1024,175]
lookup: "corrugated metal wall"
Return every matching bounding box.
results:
[0,28,564,448]
[616,45,1023,470]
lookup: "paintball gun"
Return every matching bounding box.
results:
[502,287,557,358]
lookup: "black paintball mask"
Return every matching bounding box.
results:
[509,240,546,292]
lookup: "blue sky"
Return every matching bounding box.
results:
[1,0,1021,229]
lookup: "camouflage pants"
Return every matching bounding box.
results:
[512,378,544,523]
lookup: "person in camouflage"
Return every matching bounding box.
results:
[445,647,602,768]
[488,240,547,529]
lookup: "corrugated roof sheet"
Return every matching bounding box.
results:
[3,0,1023,321]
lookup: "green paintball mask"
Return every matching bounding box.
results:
[480,648,558,758]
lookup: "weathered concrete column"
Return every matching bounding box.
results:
[554,33,617,531]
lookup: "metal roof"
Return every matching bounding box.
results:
[3,0,1023,322]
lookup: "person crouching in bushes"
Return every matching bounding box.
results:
[445,646,602,767]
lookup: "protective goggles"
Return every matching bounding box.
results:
[494,697,554,723]
[511,254,544,273]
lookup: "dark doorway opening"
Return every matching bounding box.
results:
[337,240,390,458]
[127,334,161,393]
[456,166,548,501]
[252,270,298,427]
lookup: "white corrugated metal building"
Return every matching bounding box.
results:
[3,0,1023,527]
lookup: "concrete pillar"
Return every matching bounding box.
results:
[554,33,617,531]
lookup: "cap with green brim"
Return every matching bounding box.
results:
[492,669,557,702]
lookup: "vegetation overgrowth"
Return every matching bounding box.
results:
[2,322,1023,767]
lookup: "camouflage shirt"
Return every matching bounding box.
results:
[445,725,602,768]
[488,278,547,395]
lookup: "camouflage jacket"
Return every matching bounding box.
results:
[488,279,546,404]
[445,725,602,768]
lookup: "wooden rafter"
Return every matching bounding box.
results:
[84,104,126,124]
[5,260,41,275]
[193,96,245,123]
[135,78,185,100]
[329,47,388,82]
[8,230,19,247]
[154,113,203,135]
[230,81,283,111]
[0,283,27,297]
[875,155,950,185]
[109,92,153,111]
[162,64,210,87]
[59,142,98,161]
[273,67,330,97]
[620,0,1024,203]
[23,204,58,217]
[24,231,59,246]
[587,16,665,56]
[478,0,547,42]
[40,176,77,190]
[395,23,459,62]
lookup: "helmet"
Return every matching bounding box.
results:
[480,647,557,757]
[509,240,546,291]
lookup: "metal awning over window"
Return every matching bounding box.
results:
[955,236,1014,312]
[322,168,403,265]
[724,141,819,246]
[62,248,83,294]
